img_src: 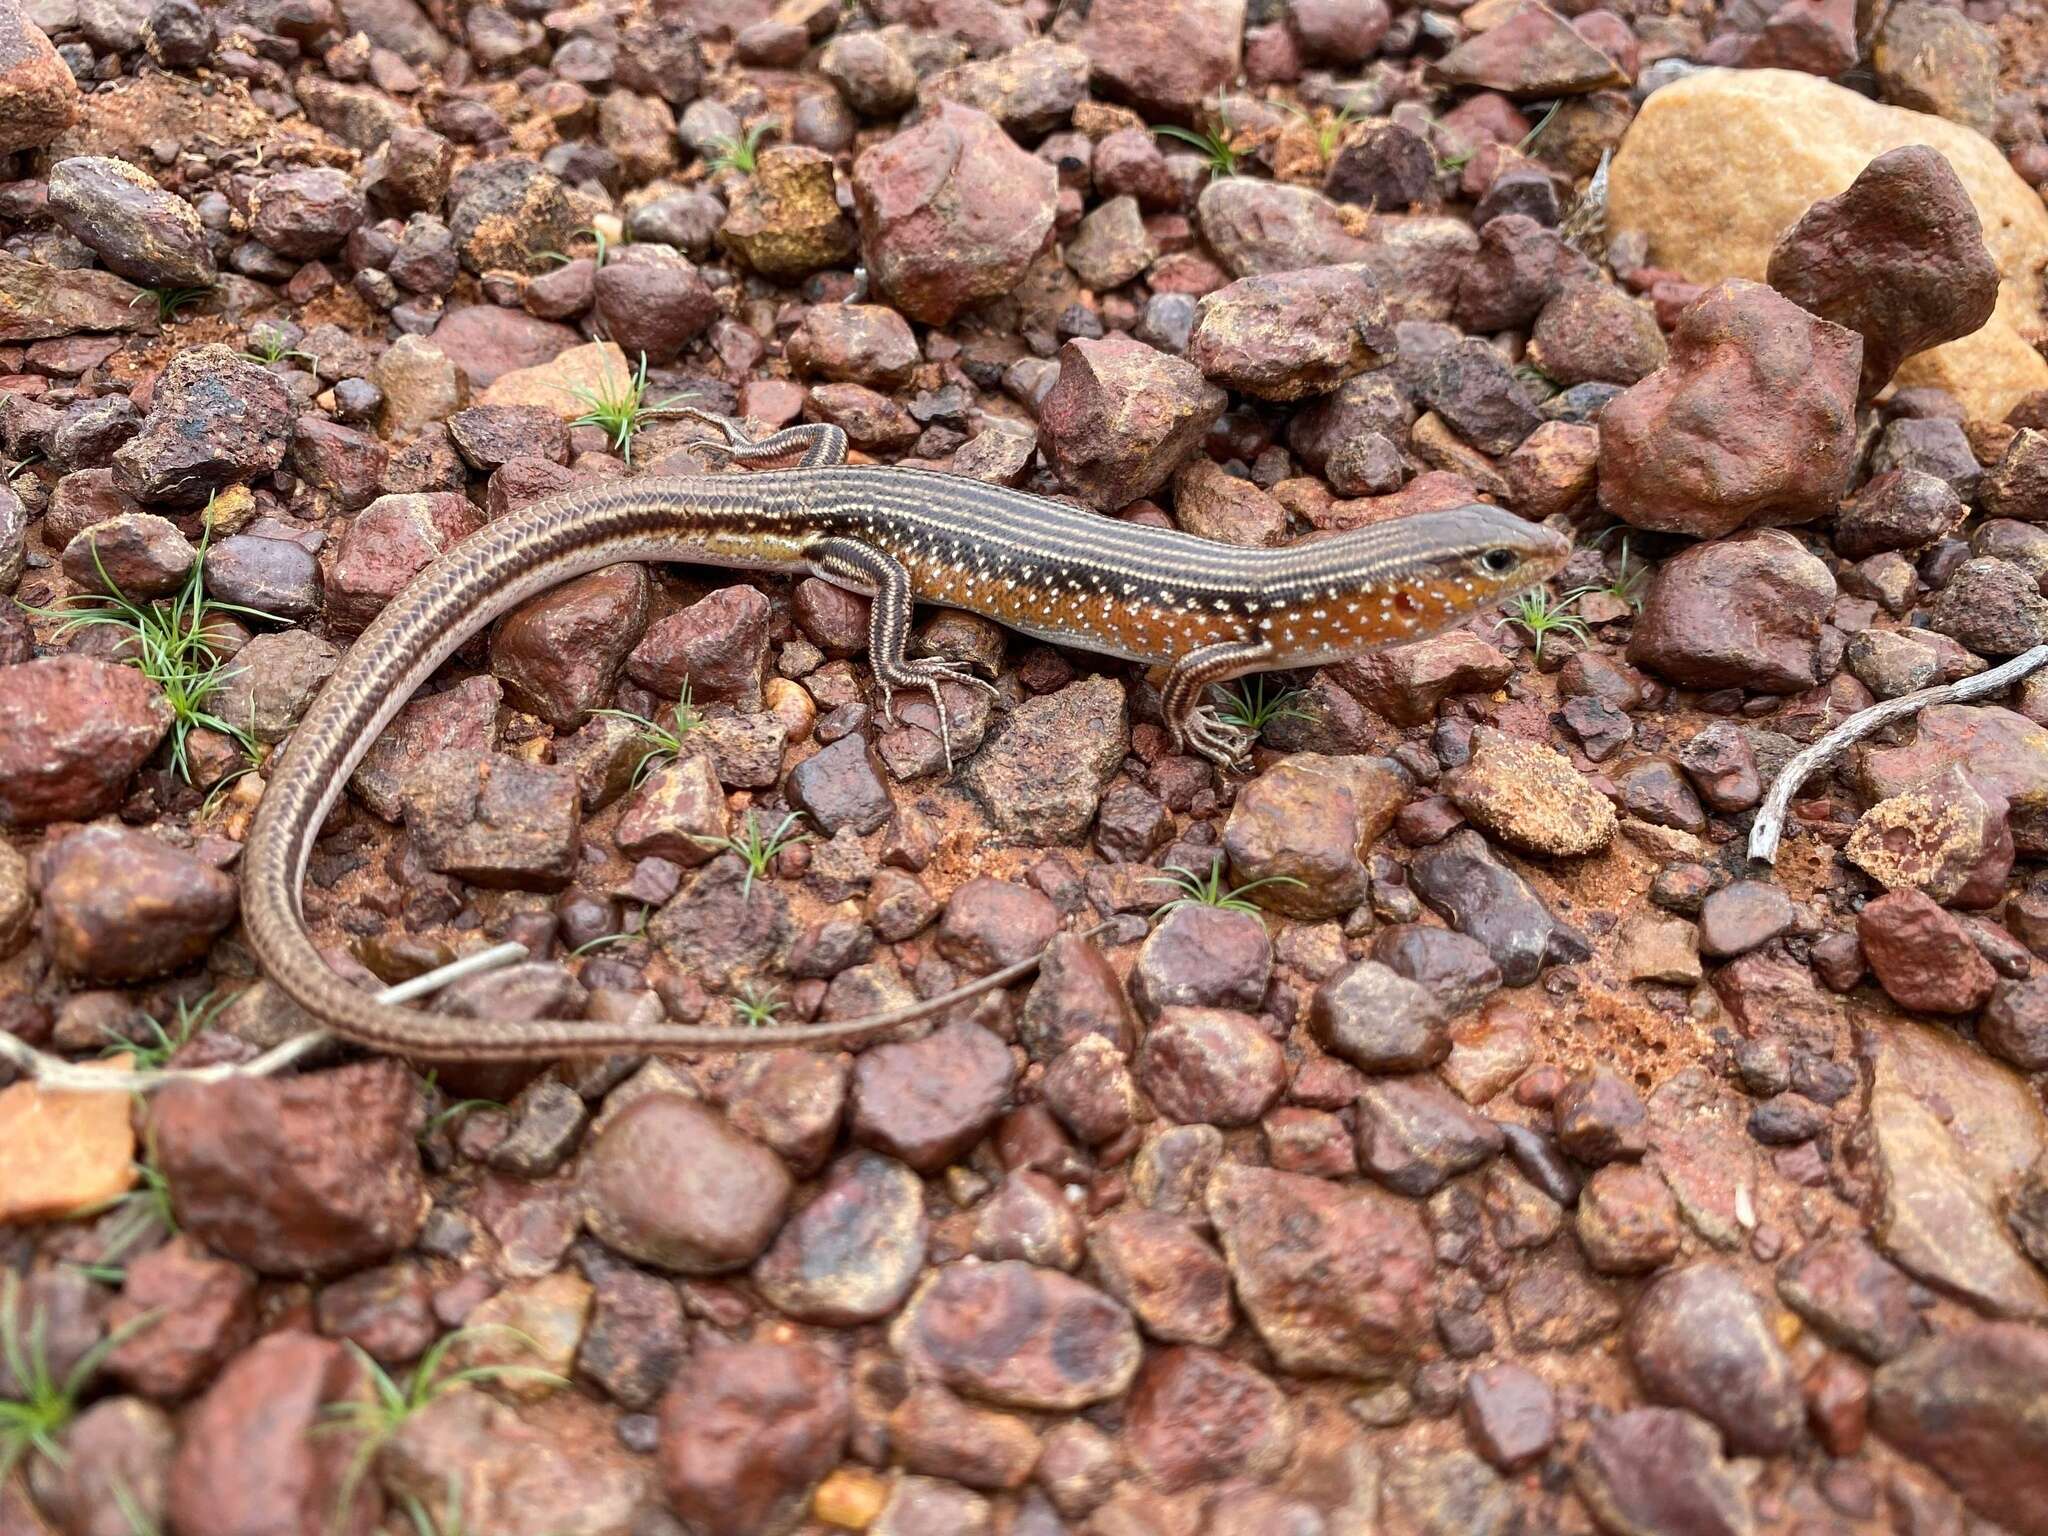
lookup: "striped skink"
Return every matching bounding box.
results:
[243,413,1570,1060]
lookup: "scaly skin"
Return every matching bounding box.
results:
[242,414,1570,1060]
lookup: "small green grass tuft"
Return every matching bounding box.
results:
[705,121,774,175]
[1155,121,1242,178]
[691,810,810,900]
[132,285,213,325]
[0,1273,153,1482]
[567,906,649,958]
[237,328,312,365]
[321,1328,566,1525]
[100,992,231,1072]
[543,225,627,269]
[1597,533,1650,613]
[401,1476,468,1536]
[1213,677,1314,738]
[731,983,785,1029]
[1516,99,1565,156]
[592,683,705,787]
[110,1475,162,1536]
[23,524,279,784]
[1497,586,1591,664]
[568,352,687,466]
[1287,100,1358,166]
[1149,863,1306,917]
[69,1142,180,1285]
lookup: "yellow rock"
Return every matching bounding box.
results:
[479,340,632,422]
[813,1467,888,1529]
[1609,68,2048,420]
[0,1056,136,1224]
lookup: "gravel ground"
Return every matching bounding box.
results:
[0,0,2047,1534]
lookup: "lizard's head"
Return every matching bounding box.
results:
[1253,504,1573,665]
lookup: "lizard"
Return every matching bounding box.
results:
[241,411,1571,1060]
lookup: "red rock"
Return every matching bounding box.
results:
[1870,1323,2048,1536]
[1186,265,1394,403]
[1332,629,1511,725]
[1196,179,1373,278]
[106,1235,258,1400]
[1845,764,2013,908]
[753,1151,926,1325]
[0,656,167,826]
[0,0,79,152]
[1744,0,1857,72]
[851,1018,1017,1172]
[657,1340,848,1536]
[1462,1362,1557,1469]
[1576,1163,1681,1275]
[1079,0,1244,119]
[626,583,770,704]
[579,1093,792,1274]
[1627,530,1836,693]
[851,100,1058,325]
[1136,1007,1286,1127]
[1767,145,1999,401]
[429,305,582,390]
[168,1333,381,1536]
[489,563,650,728]
[890,1261,1141,1410]
[1627,1263,1805,1455]
[1087,1209,1235,1345]
[1430,0,1628,97]
[935,876,1059,972]
[888,1385,1040,1491]
[1854,704,2048,856]
[325,491,485,633]
[1573,1409,1755,1536]
[1598,279,1861,538]
[1037,334,1227,509]
[42,826,236,983]
[1204,1161,1432,1378]
[1125,1347,1294,1491]
[151,1061,429,1278]
[1856,888,1997,1015]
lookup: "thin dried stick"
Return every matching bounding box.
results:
[0,941,530,1095]
[1748,643,2048,866]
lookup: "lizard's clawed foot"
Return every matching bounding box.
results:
[1176,704,1258,772]
[875,656,999,774]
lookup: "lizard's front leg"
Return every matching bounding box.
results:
[806,536,997,772]
[1161,638,1276,770]
[663,407,849,468]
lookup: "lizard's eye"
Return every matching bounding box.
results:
[1480,547,1518,575]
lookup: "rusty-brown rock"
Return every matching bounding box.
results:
[1598,279,1860,538]
[752,1151,926,1325]
[1871,1322,2048,1536]
[1036,335,1227,510]
[41,825,238,983]
[657,1339,848,1536]
[0,0,80,153]
[151,1061,429,1278]
[890,1261,1141,1410]
[580,1093,793,1275]
[1857,888,1997,1016]
[1204,1161,1432,1379]
[1430,0,1628,96]
[850,100,1057,325]
[1124,1347,1295,1491]
[0,656,168,826]
[1185,266,1395,403]
[1767,145,2000,401]
[168,1332,379,1536]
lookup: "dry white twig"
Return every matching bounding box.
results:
[0,941,529,1095]
[1748,642,2048,866]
